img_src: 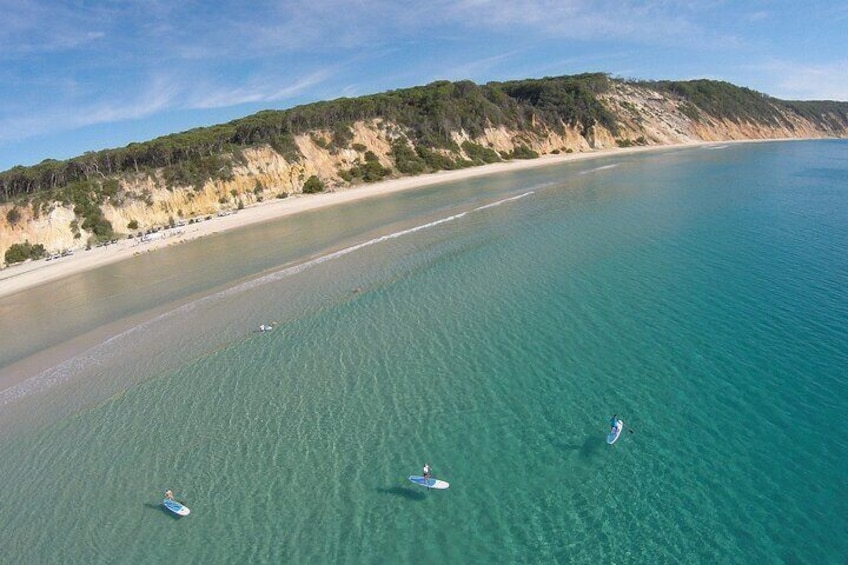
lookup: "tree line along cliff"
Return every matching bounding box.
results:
[2,73,847,265]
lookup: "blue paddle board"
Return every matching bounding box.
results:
[607,419,624,444]
[408,475,449,490]
[163,498,190,516]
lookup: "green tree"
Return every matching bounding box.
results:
[5,241,46,264]
[6,207,22,226]
[302,175,325,194]
[390,140,426,174]
[461,141,501,164]
[2,73,847,206]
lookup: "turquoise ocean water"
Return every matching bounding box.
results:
[0,140,846,563]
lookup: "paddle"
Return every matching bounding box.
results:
[609,415,638,435]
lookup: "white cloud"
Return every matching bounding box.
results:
[188,69,336,109]
[0,0,109,56]
[437,50,525,82]
[745,10,771,23]
[748,59,848,101]
[778,67,848,102]
[267,69,337,101]
[439,0,717,46]
[0,78,179,144]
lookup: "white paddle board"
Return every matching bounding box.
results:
[607,419,624,444]
[408,475,450,490]
[163,498,191,516]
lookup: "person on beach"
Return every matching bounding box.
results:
[423,463,431,481]
[165,490,174,500]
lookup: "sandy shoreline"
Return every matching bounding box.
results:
[0,141,742,300]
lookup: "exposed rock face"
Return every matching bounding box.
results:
[1,86,846,266]
[600,82,840,143]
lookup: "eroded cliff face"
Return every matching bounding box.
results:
[2,89,845,266]
[601,82,840,143]
[101,146,319,233]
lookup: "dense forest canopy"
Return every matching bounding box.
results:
[1,73,847,203]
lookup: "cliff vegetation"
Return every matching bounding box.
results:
[2,73,847,266]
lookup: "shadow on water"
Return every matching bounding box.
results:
[558,434,607,459]
[376,486,428,501]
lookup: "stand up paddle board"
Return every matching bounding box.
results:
[163,498,191,516]
[408,475,450,490]
[607,419,624,444]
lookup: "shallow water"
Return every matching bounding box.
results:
[0,141,846,563]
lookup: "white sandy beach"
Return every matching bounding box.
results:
[0,142,730,300]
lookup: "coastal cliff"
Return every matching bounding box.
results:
[2,74,847,266]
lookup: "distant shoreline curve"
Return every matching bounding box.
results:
[0,138,805,300]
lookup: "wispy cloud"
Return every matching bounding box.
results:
[267,69,338,101]
[0,77,179,144]
[745,10,771,23]
[0,0,106,56]
[753,59,848,101]
[439,0,732,48]
[188,68,337,109]
[437,50,525,82]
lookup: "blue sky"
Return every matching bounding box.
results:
[1,0,846,171]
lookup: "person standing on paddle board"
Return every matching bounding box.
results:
[423,463,431,481]
[609,415,618,432]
